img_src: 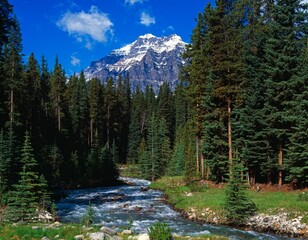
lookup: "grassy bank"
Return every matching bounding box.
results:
[0,223,101,240]
[0,223,229,240]
[150,176,308,224]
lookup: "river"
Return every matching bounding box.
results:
[56,177,293,240]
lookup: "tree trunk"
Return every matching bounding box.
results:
[196,137,199,175]
[201,153,204,180]
[90,118,93,146]
[278,143,283,188]
[249,169,256,187]
[151,134,155,182]
[227,99,232,176]
[57,95,61,131]
[10,88,14,128]
[106,106,110,148]
[206,166,210,180]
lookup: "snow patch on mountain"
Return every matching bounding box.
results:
[84,33,187,92]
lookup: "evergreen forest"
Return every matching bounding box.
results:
[0,0,307,223]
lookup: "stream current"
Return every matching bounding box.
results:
[56,177,293,240]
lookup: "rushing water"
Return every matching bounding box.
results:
[56,177,293,240]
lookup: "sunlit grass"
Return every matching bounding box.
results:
[151,176,308,224]
[0,223,100,240]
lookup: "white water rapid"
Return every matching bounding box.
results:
[56,177,293,240]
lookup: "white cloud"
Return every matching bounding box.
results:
[57,6,113,45]
[125,0,144,5]
[140,12,155,26]
[71,55,80,66]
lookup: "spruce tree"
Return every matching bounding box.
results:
[50,56,66,132]
[6,132,46,222]
[127,86,145,164]
[0,0,13,49]
[286,42,308,187]
[2,15,23,129]
[88,78,103,146]
[263,0,307,186]
[223,159,257,225]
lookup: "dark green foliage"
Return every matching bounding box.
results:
[5,132,48,222]
[87,132,119,186]
[0,130,9,198]
[147,222,172,240]
[0,0,13,49]
[223,159,257,225]
[139,114,171,181]
[5,165,37,222]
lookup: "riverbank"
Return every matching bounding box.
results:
[0,222,229,240]
[150,176,308,239]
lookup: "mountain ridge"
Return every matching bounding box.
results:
[84,33,187,93]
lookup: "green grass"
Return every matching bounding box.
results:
[0,223,100,240]
[151,176,308,224]
[119,164,141,178]
[0,223,230,240]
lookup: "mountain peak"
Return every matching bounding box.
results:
[139,33,156,39]
[84,34,187,93]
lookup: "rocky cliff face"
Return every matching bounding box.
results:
[84,34,187,93]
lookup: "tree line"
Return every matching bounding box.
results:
[182,0,308,188]
[0,0,307,222]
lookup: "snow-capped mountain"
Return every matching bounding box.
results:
[84,34,187,93]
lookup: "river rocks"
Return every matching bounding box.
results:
[37,210,54,222]
[247,213,308,238]
[100,226,117,235]
[122,229,132,235]
[87,232,106,240]
[74,235,84,240]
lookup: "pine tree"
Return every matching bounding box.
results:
[182,6,211,178]
[50,56,66,132]
[127,86,145,164]
[286,41,308,187]
[104,77,117,148]
[223,159,257,225]
[6,132,44,222]
[157,83,175,142]
[262,0,307,187]
[101,144,119,185]
[88,78,103,146]
[234,0,272,186]
[0,130,9,199]
[0,0,13,49]
[2,15,23,128]
[115,75,131,163]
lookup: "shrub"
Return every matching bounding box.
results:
[81,204,94,227]
[223,160,257,225]
[147,222,172,240]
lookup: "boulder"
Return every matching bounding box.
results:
[88,232,106,240]
[100,226,117,235]
[122,229,132,235]
[74,235,84,240]
[137,233,150,240]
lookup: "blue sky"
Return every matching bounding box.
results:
[10,0,213,75]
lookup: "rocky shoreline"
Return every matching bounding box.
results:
[182,206,308,239]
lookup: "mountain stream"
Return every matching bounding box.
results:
[56,177,293,240]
